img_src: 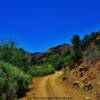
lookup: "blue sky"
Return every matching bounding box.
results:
[0,0,100,52]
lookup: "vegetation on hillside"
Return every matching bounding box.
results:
[0,40,55,99]
[29,64,55,76]
[0,31,99,99]
[0,61,32,99]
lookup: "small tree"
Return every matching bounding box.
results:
[48,53,63,70]
[71,35,81,51]
[0,40,31,72]
[70,35,82,68]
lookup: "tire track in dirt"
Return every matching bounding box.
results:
[20,71,94,100]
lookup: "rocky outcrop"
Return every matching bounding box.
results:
[48,43,72,56]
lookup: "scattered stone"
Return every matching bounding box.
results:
[84,82,93,91]
[73,81,80,88]
[62,76,67,81]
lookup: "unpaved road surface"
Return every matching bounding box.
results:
[20,71,94,100]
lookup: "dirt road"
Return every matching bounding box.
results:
[20,71,94,100]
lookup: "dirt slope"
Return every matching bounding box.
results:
[20,71,94,100]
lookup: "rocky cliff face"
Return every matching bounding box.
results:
[61,46,100,99]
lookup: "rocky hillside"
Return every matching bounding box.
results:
[48,43,71,56]
[61,33,100,99]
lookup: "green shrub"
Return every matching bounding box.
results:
[48,53,63,70]
[0,61,32,99]
[97,44,100,51]
[0,41,31,72]
[95,39,100,51]
[29,65,55,76]
[63,51,82,69]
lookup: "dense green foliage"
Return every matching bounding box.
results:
[65,34,82,69]
[0,61,32,100]
[71,35,81,51]
[97,42,100,51]
[0,41,31,72]
[63,32,100,69]
[81,32,100,49]
[48,53,64,70]
[0,41,33,99]
[29,65,55,76]
[94,36,100,51]
[63,51,82,69]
